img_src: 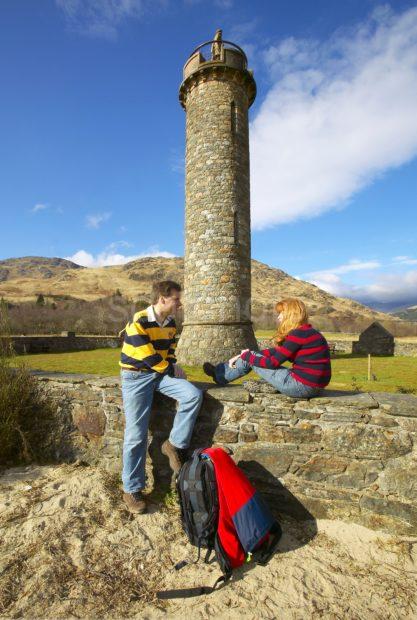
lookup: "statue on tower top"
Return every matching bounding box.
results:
[211,29,223,60]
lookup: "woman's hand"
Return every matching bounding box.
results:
[228,354,241,369]
[228,350,249,368]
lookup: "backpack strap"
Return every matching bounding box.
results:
[256,521,282,566]
[157,572,232,600]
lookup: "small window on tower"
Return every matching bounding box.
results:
[231,101,238,135]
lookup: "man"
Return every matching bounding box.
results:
[119,280,203,514]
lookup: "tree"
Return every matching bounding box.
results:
[36,294,45,306]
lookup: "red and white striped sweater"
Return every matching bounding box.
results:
[241,324,331,388]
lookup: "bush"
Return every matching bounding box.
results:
[0,350,57,467]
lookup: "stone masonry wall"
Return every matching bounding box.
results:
[36,372,417,536]
[306,339,417,357]
[10,334,120,354]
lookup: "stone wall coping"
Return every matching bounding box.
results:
[31,371,417,416]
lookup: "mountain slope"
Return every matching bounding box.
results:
[392,306,417,322]
[0,255,403,330]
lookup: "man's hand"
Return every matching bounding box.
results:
[174,364,187,379]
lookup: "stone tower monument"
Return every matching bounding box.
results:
[176,31,258,365]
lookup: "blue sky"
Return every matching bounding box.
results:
[1,0,417,309]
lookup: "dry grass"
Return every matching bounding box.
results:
[0,465,180,618]
[0,357,58,467]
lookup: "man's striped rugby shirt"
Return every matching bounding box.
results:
[119,306,177,373]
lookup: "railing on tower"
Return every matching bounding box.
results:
[183,39,248,79]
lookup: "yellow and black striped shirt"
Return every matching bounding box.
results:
[119,306,177,373]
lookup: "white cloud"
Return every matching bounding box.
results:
[302,259,417,306]
[66,246,176,267]
[214,0,233,8]
[31,203,48,213]
[327,260,380,276]
[169,149,185,175]
[359,270,417,304]
[302,260,381,295]
[107,240,134,250]
[250,6,417,229]
[392,255,417,265]
[55,0,162,39]
[85,212,111,229]
[228,20,260,68]
[183,0,233,6]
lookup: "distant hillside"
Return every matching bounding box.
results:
[0,255,411,334]
[0,256,84,282]
[361,299,417,315]
[392,305,417,322]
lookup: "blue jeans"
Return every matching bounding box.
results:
[215,358,321,399]
[121,370,203,493]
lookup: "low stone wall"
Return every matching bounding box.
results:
[11,334,120,354]
[395,342,417,357]
[261,338,417,357]
[326,339,354,354]
[36,371,417,536]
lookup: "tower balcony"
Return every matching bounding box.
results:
[179,37,256,109]
[183,40,248,79]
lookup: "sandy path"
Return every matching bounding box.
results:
[1,463,416,619]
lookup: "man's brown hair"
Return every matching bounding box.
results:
[151,280,181,304]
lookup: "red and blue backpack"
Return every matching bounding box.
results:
[158,447,282,599]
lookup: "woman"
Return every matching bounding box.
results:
[203,298,331,398]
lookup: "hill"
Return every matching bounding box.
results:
[392,305,417,322]
[0,255,408,333]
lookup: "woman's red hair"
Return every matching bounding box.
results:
[273,298,309,344]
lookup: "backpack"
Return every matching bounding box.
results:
[157,447,282,599]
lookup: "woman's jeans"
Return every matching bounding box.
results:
[121,370,203,493]
[215,358,321,399]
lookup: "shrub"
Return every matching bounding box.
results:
[396,386,416,395]
[0,303,58,466]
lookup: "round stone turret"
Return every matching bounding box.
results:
[176,31,258,365]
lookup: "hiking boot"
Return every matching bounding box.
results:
[203,362,221,384]
[178,448,189,464]
[123,491,147,514]
[161,440,183,474]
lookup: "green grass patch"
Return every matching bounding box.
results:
[15,347,417,394]
[15,349,255,384]
[330,354,417,394]
[17,348,123,376]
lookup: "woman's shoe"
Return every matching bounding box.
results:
[203,362,221,384]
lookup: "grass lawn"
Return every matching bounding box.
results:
[16,348,417,394]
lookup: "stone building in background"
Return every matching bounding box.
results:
[176,31,258,365]
[352,322,395,356]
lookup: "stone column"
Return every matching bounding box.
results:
[176,34,258,365]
